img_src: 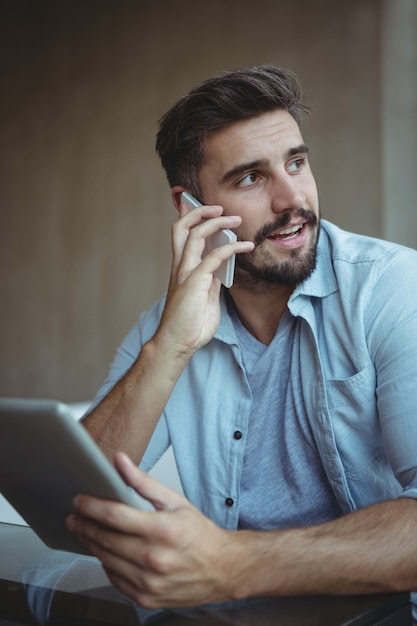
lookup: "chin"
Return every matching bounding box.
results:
[235,239,318,288]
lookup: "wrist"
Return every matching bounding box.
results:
[217,530,265,601]
[142,333,193,383]
[221,529,290,601]
[150,325,198,365]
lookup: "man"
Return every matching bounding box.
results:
[66,66,417,610]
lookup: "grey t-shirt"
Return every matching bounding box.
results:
[230,306,342,530]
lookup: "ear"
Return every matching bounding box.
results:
[171,186,187,213]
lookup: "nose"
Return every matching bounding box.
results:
[270,173,306,214]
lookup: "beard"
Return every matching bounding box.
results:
[234,208,320,288]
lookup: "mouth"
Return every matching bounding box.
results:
[267,223,305,241]
[253,209,318,251]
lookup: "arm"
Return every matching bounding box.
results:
[67,453,417,609]
[82,204,254,464]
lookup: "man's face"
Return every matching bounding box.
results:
[198,109,320,288]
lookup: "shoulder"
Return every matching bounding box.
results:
[296,221,417,306]
[319,221,417,292]
[321,220,417,268]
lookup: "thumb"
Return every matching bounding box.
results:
[114,451,187,512]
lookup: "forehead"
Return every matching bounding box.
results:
[201,109,304,179]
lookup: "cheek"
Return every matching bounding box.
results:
[234,205,271,243]
[306,178,319,206]
[234,218,256,243]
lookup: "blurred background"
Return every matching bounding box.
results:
[1,0,416,403]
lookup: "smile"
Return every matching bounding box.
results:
[268,223,304,241]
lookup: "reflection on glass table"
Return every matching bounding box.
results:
[0,522,412,626]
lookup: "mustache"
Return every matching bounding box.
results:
[253,209,318,246]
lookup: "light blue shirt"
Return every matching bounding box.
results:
[91,220,417,530]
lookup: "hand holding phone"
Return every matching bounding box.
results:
[181,191,237,288]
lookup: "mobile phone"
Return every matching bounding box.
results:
[181,191,237,288]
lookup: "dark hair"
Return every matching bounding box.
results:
[155,65,309,196]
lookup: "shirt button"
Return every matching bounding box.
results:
[225,497,234,507]
[233,430,243,440]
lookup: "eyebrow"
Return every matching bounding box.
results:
[220,143,309,184]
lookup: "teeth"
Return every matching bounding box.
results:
[278,224,302,236]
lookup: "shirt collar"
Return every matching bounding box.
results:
[289,220,338,302]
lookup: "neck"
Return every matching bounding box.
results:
[227,282,293,345]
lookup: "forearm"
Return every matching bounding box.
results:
[83,207,252,466]
[229,498,417,600]
[82,337,188,464]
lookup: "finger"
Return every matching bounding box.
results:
[103,566,156,610]
[114,452,187,512]
[175,220,251,286]
[100,552,179,610]
[66,513,153,588]
[179,200,223,220]
[184,214,242,246]
[182,239,254,285]
[67,500,181,564]
[171,209,241,273]
[69,454,187,531]
[68,495,149,539]
[171,205,225,270]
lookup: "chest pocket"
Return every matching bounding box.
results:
[326,362,376,416]
[325,362,390,485]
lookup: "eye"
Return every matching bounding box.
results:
[287,157,306,173]
[237,172,261,187]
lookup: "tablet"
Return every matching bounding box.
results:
[0,398,148,555]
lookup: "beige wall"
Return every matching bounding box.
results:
[1,0,415,401]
